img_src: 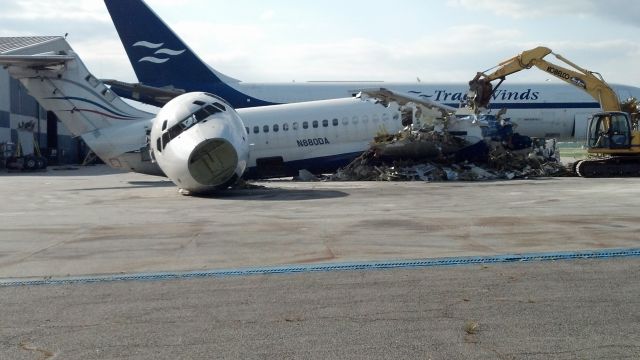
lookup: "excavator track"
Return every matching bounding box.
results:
[575,157,640,177]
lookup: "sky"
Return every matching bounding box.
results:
[0,0,639,86]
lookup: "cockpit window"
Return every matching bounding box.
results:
[168,123,183,140]
[194,108,211,122]
[161,132,170,149]
[193,100,205,106]
[180,115,197,129]
[161,103,223,148]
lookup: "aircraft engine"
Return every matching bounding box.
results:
[150,92,249,194]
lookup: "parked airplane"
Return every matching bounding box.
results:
[104,0,640,140]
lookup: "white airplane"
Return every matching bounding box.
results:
[104,0,640,140]
[1,36,428,193]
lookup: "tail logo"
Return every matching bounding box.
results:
[133,41,185,64]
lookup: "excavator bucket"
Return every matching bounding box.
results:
[467,72,494,113]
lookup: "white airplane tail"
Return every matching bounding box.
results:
[0,36,161,174]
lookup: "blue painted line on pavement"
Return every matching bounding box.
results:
[1,248,639,287]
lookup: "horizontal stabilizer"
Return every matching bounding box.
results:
[0,36,64,54]
[0,54,75,67]
[102,79,185,107]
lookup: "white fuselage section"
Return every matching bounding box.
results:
[227,81,640,141]
[237,97,402,172]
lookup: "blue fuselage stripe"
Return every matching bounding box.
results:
[244,151,363,179]
[474,102,601,110]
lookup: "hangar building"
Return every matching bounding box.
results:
[0,68,83,168]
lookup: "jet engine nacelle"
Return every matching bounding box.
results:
[150,92,249,194]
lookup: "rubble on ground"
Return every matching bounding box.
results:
[330,125,566,182]
[324,91,568,182]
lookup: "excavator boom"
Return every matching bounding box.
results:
[468,46,621,113]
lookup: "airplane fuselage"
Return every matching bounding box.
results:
[238,97,402,177]
[212,81,640,141]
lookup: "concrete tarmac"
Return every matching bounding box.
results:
[1,258,638,360]
[0,166,639,359]
[0,166,639,278]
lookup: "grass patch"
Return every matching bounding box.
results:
[558,142,587,160]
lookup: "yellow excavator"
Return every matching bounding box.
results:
[467,46,640,177]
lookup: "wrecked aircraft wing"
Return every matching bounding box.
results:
[102,79,185,107]
[358,88,459,115]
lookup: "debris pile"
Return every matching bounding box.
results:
[330,130,566,182]
[327,89,567,182]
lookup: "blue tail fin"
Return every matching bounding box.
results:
[104,0,230,89]
[104,0,276,108]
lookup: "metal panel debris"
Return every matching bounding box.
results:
[328,89,566,182]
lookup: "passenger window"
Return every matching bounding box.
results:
[382,113,389,122]
[322,119,329,127]
[362,115,369,124]
[313,120,319,128]
[333,118,339,126]
[293,122,299,130]
[372,114,380,123]
[263,125,269,133]
[303,121,309,129]
[273,124,279,132]
[342,117,349,125]
[352,116,359,125]
[253,126,259,134]
[283,123,289,131]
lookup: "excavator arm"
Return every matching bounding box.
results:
[468,46,621,113]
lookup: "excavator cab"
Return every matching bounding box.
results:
[587,112,632,150]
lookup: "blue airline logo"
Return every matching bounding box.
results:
[409,88,541,102]
[132,40,186,64]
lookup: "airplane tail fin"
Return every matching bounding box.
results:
[104,0,238,89]
[0,36,158,172]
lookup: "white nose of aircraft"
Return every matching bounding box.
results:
[150,92,249,193]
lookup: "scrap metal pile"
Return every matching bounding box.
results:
[331,132,565,182]
[329,89,566,182]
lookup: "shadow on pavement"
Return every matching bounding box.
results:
[198,187,349,201]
